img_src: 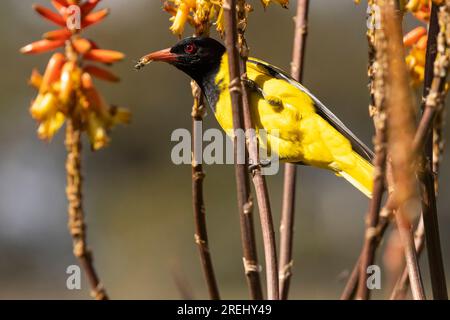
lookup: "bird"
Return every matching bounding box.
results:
[136,37,374,197]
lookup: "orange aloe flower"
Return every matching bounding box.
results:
[21,0,130,150]
[403,0,445,87]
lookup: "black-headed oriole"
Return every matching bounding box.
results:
[136,37,374,197]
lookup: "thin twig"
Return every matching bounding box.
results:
[65,119,108,300]
[191,80,221,300]
[63,31,108,300]
[432,108,445,194]
[356,0,388,300]
[416,1,448,300]
[222,0,263,300]
[223,0,279,300]
[391,1,450,300]
[279,0,309,300]
[344,1,450,299]
[340,213,391,300]
[188,20,221,299]
[390,217,425,300]
[412,3,450,154]
[237,0,279,300]
[345,0,450,300]
[342,0,390,299]
[172,264,196,300]
[382,0,425,300]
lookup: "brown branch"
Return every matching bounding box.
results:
[345,1,450,298]
[279,0,309,300]
[432,109,445,194]
[412,2,450,155]
[223,0,279,300]
[237,0,279,300]
[340,213,391,300]
[416,1,448,300]
[391,1,450,300]
[344,1,450,300]
[62,34,108,301]
[188,21,221,299]
[191,80,221,300]
[390,217,425,300]
[382,0,425,300]
[172,263,196,300]
[356,0,388,300]
[222,0,263,300]
[65,119,108,300]
[340,255,361,300]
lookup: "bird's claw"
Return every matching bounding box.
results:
[243,79,283,109]
[248,159,271,174]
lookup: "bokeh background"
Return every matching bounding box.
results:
[0,0,449,299]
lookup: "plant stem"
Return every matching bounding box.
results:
[417,2,448,300]
[279,0,309,300]
[390,217,425,300]
[191,80,221,300]
[340,213,391,299]
[65,119,108,300]
[345,1,450,299]
[237,0,278,300]
[63,33,108,300]
[222,0,263,300]
[382,0,425,300]
[356,0,388,300]
[223,0,279,300]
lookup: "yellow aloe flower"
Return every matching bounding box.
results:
[169,0,197,35]
[109,106,132,127]
[30,92,59,121]
[38,112,66,141]
[261,0,289,9]
[87,112,110,151]
[165,0,285,36]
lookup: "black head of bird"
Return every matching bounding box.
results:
[135,37,226,85]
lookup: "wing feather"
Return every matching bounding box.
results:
[247,58,374,162]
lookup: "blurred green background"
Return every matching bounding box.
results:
[0,0,449,299]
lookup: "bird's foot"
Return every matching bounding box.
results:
[265,95,283,109]
[242,79,283,110]
[242,78,259,92]
[248,159,271,174]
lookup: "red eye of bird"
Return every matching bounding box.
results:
[185,44,196,54]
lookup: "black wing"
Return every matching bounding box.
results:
[248,58,375,162]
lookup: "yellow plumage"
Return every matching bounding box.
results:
[213,55,374,197]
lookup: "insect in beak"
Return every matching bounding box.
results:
[134,48,178,70]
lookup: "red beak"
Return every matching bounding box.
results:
[135,48,178,70]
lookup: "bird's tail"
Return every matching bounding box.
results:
[336,152,374,198]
